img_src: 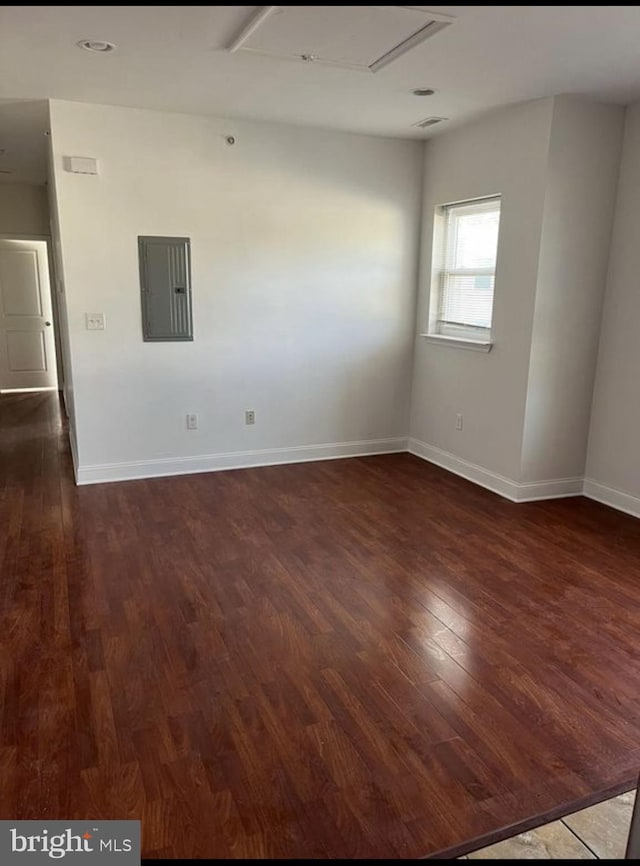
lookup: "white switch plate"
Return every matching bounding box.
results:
[86,312,105,330]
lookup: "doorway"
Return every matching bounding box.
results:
[0,238,58,392]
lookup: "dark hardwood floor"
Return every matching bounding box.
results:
[1,392,639,859]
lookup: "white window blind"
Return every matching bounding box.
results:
[434,196,501,341]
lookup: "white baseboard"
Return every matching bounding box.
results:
[408,438,583,503]
[408,437,519,500]
[62,386,70,418]
[68,425,79,483]
[72,430,639,520]
[512,476,584,502]
[583,478,640,519]
[75,437,409,486]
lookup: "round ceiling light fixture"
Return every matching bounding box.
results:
[76,39,117,53]
[413,88,435,96]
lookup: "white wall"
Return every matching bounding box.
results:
[48,100,422,481]
[0,182,49,236]
[46,128,77,449]
[521,97,624,482]
[409,96,623,499]
[409,98,554,482]
[586,100,640,513]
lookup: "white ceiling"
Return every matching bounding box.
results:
[2,5,640,184]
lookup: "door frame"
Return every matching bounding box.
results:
[0,232,64,394]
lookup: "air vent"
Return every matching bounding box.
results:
[413,116,448,129]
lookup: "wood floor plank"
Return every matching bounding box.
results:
[1,391,640,858]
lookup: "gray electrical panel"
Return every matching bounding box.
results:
[138,236,193,341]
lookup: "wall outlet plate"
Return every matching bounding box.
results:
[245,410,256,425]
[186,413,198,430]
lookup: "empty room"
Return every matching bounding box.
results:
[1,4,640,862]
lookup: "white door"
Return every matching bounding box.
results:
[0,239,57,391]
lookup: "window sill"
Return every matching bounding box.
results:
[420,333,493,352]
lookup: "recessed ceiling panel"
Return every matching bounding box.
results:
[231,6,454,72]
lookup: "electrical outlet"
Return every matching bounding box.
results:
[85,312,105,331]
[455,413,463,431]
[245,409,256,426]
[186,413,198,430]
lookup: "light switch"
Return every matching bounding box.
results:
[86,312,105,330]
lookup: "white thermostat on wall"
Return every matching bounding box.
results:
[64,156,99,175]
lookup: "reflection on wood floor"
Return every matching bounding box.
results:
[1,391,639,859]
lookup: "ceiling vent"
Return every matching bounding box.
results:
[413,116,448,129]
[227,6,454,73]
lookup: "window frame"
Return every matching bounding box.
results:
[426,194,502,348]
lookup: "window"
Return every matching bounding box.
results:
[428,195,501,344]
